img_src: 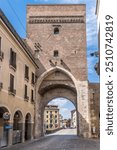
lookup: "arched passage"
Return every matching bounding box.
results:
[35,67,90,138]
[43,97,77,135]
[12,111,23,144]
[0,107,10,147]
[35,67,79,138]
[25,113,31,141]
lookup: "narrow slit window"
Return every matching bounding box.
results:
[54,27,59,34]
[54,50,59,57]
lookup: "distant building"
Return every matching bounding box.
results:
[59,114,63,128]
[62,119,71,128]
[71,109,77,128]
[62,119,68,128]
[44,105,60,132]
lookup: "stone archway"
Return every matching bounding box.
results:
[35,67,91,138]
[12,111,23,144]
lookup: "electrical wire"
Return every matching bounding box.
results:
[7,0,26,33]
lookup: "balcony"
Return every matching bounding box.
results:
[31,98,35,104]
[24,95,29,101]
[0,82,3,90]
[0,51,4,61]
[24,74,29,82]
[8,87,16,96]
[31,79,35,86]
[9,61,17,71]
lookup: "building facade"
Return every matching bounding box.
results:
[71,109,77,128]
[59,114,63,128]
[0,10,38,147]
[89,83,100,138]
[44,105,60,133]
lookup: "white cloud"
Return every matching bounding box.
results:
[48,98,68,108]
[86,2,98,46]
[60,108,71,119]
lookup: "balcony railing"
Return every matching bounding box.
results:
[24,95,29,101]
[8,87,16,96]
[0,51,4,61]
[24,74,29,81]
[9,60,17,71]
[0,82,3,90]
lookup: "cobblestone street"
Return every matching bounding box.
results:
[3,129,100,150]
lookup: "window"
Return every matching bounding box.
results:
[0,37,4,61]
[0,37,1,52]
[55,120,57,123]
[50,114,53,118]
[55,115,57,118]
[54,50,59,57]
[46,115,48,118]
[31,72,35,85]
[8,74,16,95]
[55,111,57,113]
[24,84,29,101]
[50,124,53,128]
[47,111,48,113]
[31,89,34,103]
[25,65,29,80]
[9,48,16,70]
[54,27,59,34]
[50,120,52,123]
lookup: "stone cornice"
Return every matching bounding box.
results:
[28,16,85,24]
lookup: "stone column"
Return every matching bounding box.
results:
[30,122,34,140]
[77,81,91,138]
[21,121,25,143]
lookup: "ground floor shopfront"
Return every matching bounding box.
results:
[0,106,34,148]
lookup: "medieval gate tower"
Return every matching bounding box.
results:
[27,4,91,138]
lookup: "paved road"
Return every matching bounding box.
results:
[3,129,100,150]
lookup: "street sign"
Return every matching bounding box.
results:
[3,112,10,120]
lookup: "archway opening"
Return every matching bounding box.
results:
[43,97,77,136]
[25,113,31,141]
[13,111,23,144]
[0,107,9,147]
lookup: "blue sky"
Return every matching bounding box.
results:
[0,0,99,83]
